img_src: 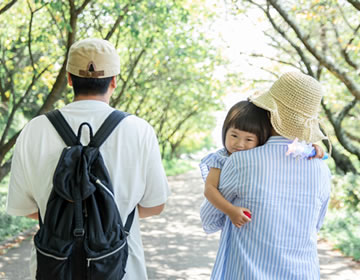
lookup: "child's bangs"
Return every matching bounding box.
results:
[231,113,262,136]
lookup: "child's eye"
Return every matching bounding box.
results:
[231,134,237,138]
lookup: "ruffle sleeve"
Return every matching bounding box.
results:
[199,148,229,182]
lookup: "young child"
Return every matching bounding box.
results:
[200,100,272,228]
[200,100,325,228]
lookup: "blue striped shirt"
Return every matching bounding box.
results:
[200,136,331,279]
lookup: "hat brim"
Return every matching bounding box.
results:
[250,90,277,113]
[250,91,327,143]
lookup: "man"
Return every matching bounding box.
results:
[6,38,170,279]
[200,72,331,279]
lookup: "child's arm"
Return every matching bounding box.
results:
[309,144,325,159]
[204,168,251,228]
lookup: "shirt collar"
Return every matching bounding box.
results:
[265,136,292,145]
[65,100,111,110]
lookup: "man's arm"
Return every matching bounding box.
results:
[138,123,170,217]
[138,204,164,218]
[26,212,39,220]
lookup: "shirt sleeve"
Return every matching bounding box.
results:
[199,148,228,182]
[316,197,330,232]
[316,165,332,232]
[199,198,226,234]
[139,124,170,208]
[6,127,38,216]
[200,155,238,233]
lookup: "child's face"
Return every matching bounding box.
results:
[225,128,259,155]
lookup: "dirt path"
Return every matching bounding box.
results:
[1,170,359,279]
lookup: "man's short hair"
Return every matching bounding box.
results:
[69,74,113,96]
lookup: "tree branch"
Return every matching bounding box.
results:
[347,0,360,11]
[0,65,49,148]
[0,159,12,182]
[111,39,153,107]
[46,5,66,45]
[37,0,91,115]
[261,1,315,77]
[243,52,301,69]
[0,131,19,166]
[330,20,359,70]
[268,0,360,100]
[75,0,91,15]
[0,0,17,15]
[105,4,130,40]
[321,98,360,160]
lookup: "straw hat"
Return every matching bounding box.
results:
[66,38,120,78]
[250,72,327,143]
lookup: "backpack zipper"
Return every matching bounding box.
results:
[86,240,127,267]
[35,245,68,261]
[95,179,115,199]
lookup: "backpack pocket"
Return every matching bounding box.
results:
[86,240,128,280]
[35,244,73,280]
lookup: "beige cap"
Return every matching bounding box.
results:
[250,72,327,143]
[66,38,120,78]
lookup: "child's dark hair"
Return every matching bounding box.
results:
[70,74,113,96]
[222,100,272,148]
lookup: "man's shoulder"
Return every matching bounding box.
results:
[122,114,150,126]
[19,114,50,137]
[120,114,155,133]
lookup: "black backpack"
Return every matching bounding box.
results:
[34,109,135,280]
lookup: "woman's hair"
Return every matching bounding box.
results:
[70,74,113,96]
[222,100,272,148]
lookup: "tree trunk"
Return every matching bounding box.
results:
[323,140,358,174]
[0,160,11,182]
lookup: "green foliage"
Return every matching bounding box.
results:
[320,211,360,261]
[0,176,37,242]
[0,208,37,243]
[162,158,195,176]
[0,0,232,182]
[231,0,360,174]
[320,173,360,261]
[329,173,360,212]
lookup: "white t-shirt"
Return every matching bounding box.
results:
[6,100,170,280]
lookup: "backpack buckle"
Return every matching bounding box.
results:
[73,228,85,237]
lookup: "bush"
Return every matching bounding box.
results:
[320,173,360,261]
[0,192,37,242]
[162,158,195,176]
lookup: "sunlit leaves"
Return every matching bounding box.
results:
[0,0,230,169]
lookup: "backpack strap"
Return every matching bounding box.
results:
[45,110,78,146]
[89,110,130,148]
[124,208,136,236]
[46,110,129,147]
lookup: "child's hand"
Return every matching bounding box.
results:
[310,144,324,159]
[228,206,252,228]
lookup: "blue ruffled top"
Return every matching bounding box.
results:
[199,148,229,182]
